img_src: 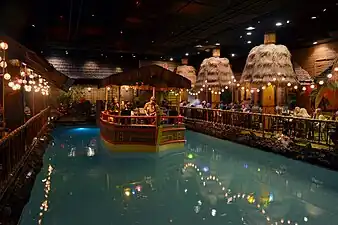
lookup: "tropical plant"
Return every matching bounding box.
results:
[57,86,84,105]
[310,82,338,109]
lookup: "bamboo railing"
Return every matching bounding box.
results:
[180,107,338,148]
[0,107,50,196]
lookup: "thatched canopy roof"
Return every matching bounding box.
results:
[0,35,73,91]
[100,65,191,89]
[294,63,313,85]
[175,65,197,87]
[196,57,234,88]
[241,44,297,85]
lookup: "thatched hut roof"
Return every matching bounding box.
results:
[175,65,197,87]
[196,57,234,88]
[241,44,297,85]
[101,65,191,89]
[294,63,313,85]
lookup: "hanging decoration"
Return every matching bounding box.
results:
[4,61,50,95]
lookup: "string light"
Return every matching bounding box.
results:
[294,85,298,89]
[4,73,10,80]
[319,80,324,85]
[287,83,291,87]
[267,82,271,86]
[310,84,315,89]
[302,86,306,91]
[327,73,332,78]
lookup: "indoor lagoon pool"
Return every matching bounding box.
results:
[19,126,338,225]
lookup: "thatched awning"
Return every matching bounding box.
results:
[241,44,297,85]
[196,57,234,89]
[294,63,313,85]
[100,65,191,89]
[0,36,73,91]
[175,65,196,88]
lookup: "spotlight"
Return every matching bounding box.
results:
[231,53,235,57]
[246,32,252,35]
[185,53,189,56]
[215,43,220,46]
[247,41,252,44]
[313,41,318,45]
[170,57,173,61]
[275,22,283,26]
[311,16,317,19]
[287,20,290,23]
[246,26,255,30]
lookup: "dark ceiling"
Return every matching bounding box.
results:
[1,0,337,60]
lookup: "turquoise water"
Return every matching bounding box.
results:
[19,126,338,225]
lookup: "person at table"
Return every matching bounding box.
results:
[144,97,159,116]
[109,98,119,114]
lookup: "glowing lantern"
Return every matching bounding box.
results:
[4,73,11,80]
[0,42,8,50]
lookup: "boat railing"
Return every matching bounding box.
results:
[0,107,51,198]
[100,111,184,126]
[180,107,338,148]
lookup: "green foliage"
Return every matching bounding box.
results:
[57,86,84,105]
[310,82,338,109]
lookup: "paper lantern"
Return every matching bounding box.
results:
[4,73,11,80]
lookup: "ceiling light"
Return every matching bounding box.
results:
[240,36,243,39]
[152,40,155,43]
[247,41,252,44]
[327,73,332,78]
[246,32,252,35]
[275,22,283,27]
[121,55,123,58]
[65,51,68,55]
[257,21,260,24]
[246,26,255,30]
[170,57,173,61]
[231,53,235,57]
[195,45,203,48]
[92,14,95,17]
[215,43,220,46]
[287,20,290,23]
[310,84,315,89]
[197,52,200,55]
[313,41,318,45]
[323,9,326,12]
[120,30,123,34]
[185,53,189,56]
[133,55,136,58]
[32,24,35,27]
[311,16,316,19]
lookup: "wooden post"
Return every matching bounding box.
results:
[152,87,155,98]
[105,87,108,110]
[118,86,121,115]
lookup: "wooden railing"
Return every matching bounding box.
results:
[100,111,184,126]
[180,107,338,148]
[0,107,50,195]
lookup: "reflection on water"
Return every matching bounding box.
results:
[19,127,338,225]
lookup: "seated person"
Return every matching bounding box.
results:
[109,98,119,114]
[144,97,159,116]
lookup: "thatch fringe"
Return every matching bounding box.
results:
[241,44,297,85]
[196,57,234,88]
[176,65,197,87]
[294,63,313,85]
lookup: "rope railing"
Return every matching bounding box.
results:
[180,107,338,148]
[0,107,51,194]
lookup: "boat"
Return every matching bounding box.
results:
[99,65,191,153]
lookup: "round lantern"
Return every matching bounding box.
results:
[4,73,11,80]
[0,42,8,50]
[8,81,14,87]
